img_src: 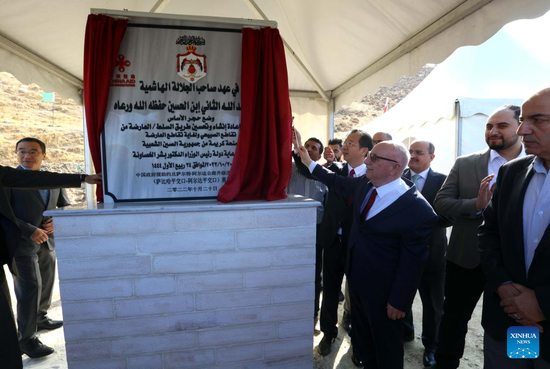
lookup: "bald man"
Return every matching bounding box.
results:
[402,140,450,367]
[373,132,393,145]
[299,142,437,369]
[480,88,550,367]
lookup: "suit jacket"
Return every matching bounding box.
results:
[5,166,71,257]
[403,168,450,272]
[479,156,550,349]
[0,165,81,273]
[312,164,438,311]
[434,149,490,268]
[293,153,353,249]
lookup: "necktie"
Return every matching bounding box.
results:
[361,189,377,223]
[412,174,421,189]
[349,169,356,178]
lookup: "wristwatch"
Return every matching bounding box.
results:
[79,174,88,182]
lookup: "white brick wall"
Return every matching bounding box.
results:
[52,201,317,368]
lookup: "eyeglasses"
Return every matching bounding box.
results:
[343,140,358,147]
[409,150,426,156]
[368,152,398,163]
[16,150,42,157]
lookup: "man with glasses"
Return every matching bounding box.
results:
[7,138,70,358]
[298,141,437,369]
[430,105,525,369]
[402,140,450,367]
[1,154,101,368]
[294,129,373,357]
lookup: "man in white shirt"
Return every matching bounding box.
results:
[298,141,437,369]
[431,105,525,369]
[479,88,550,368]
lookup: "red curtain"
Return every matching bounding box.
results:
[83,14,127,202]
[217,28,292,203]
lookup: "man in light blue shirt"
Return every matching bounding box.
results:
[479,87,550,368]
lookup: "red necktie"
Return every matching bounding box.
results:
[361,189,377,223]
[347,169,356,205]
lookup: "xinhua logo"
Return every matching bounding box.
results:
[508,326,539,359]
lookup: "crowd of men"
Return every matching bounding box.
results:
[1,88,549,369]
[288,87,550,369]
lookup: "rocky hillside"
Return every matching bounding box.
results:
[334,64,434,138]
[0,72,86,203]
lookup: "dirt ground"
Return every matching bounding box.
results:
[6,268,484,369]
[313,281,485,369]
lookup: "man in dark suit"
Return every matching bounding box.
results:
[431,105,525,368]
[7,138,69,358]
[402,140,450,367]
[298,141,438,369]
[301,129,373,356]
[287,133,328,334]
[0,163,101,368]
[479,88,550,368]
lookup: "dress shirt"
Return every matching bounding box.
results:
[488,147,526,187]
[348,163,366,178]
[360,178,409,221]
[20,165,50,205]
[522,157,550,274]
[409,168,430,192]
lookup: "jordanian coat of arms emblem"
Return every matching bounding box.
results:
[177,45,207,83]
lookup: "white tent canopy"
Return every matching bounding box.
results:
[359,15,550,174]
[1,0,550,145]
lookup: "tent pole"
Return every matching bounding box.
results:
[328,98,335,139]
[455,99,462,159]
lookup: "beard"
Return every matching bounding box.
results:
[487,135,518,151]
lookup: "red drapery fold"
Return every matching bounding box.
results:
[83,14,128,202]
[217,28,292,203]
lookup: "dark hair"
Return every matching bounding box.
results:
[305,137,323,155]
[328,138,342,148]
[502,104,521,124]
[16,137,46,153]
[350,129,373,154]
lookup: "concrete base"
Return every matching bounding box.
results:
[46,196,318,369]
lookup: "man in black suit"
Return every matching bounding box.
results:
[298,141,438,369]
[294,128,373,356]
[479,87,550,368]
[402,140,450,367]
[0,163,101,368]
[7,138,69,358]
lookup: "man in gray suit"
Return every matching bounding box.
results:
[6,138,68,358]
[430,105,525,368]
